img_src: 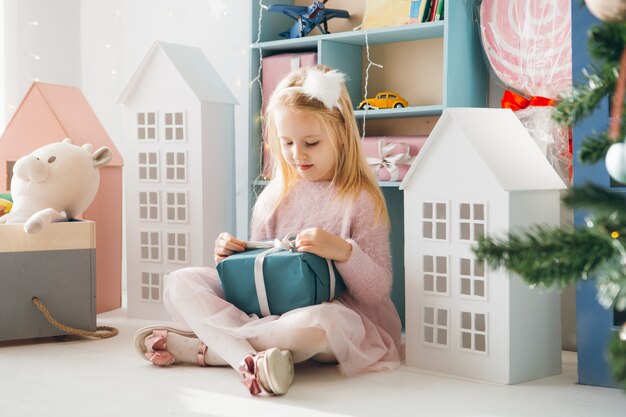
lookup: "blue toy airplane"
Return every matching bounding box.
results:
[265,1,350,39]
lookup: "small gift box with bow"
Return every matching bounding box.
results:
[216,235,345,317]
[362,136,428,181]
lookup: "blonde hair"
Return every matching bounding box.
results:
[254,65,389,226]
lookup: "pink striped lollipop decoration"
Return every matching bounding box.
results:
[479,0,572,98]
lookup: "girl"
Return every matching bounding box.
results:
[134,65,402,396]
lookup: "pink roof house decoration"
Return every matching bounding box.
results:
[118,41,237,320]
[0,82,124,313]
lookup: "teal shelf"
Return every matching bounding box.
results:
[354,105,443,119]
[378,182,402,188]
[251,37,318,52]
[251,21,444,51]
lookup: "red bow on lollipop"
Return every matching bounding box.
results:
[501,90,555,111]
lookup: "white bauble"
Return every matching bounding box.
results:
[585,0,626,21]
[605,141,626,183]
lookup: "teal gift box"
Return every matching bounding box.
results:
[216,248,345,317]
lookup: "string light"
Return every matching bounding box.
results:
[24,1,41,86]
[250,0,265,101]
[209,0,228,20]
[252,0,267,181]
[353,0,383,139]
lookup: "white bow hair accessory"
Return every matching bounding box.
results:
[301,68,346,110]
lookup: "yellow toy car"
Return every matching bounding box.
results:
[358,92,409,110]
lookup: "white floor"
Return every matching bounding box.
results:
[1,308,625,417]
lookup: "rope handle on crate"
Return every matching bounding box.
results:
[31,296,119,339]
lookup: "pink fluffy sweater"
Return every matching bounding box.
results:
[251,180,402,373]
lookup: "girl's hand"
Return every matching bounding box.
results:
[295,228,352,262]
[214,232,246,264]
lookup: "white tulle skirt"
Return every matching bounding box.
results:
[163,267,402,377]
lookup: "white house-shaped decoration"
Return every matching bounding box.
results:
[118,41,238,319]
[400,108,565,384]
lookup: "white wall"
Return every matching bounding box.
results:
[2,0,250,238]
[80,0,251,239]
[2,0,81,124]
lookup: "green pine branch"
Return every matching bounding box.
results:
[562,182,626,215]
[594,256,626,311]
[474,227,616,287]
[578,131,612,164]
[553,22,626,128]
[588,22,626,65]
[608,332,626,389]
[554,63,616,127]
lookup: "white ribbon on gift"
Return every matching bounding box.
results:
[366,138,416,181]
[246,233,338,317]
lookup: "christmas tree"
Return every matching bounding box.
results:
[473,12,626,388]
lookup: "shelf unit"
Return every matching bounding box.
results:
[248,0,487,325]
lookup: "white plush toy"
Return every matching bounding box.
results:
[0,138,112,233]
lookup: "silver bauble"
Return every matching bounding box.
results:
[585,0,626,21]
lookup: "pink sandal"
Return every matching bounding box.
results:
[239,348,294,396]
[134,325,208,367]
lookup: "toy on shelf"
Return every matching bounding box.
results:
[362,136,427,181]
[0,193,12,215]
[265,0,350,39]
[0,139,111,234]
[358,91,409,110]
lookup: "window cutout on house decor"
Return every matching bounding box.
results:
[166,191,188,223]
[137,112,158,141]
[165,151,187,182]
[460,311,488,354]
[422,201,449,241]
[459,257,487,299]
[140,271,162,302]
[164,112,186,142]
[138,152,159,182]
[166,232,188,264]
[459,202,487,242]
[423,255,449,295]
[422,305,449,348]
[139,191,160,221]
[5,160,15,190]
[140,231,161,262]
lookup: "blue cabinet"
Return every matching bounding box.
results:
[572,4,620,388]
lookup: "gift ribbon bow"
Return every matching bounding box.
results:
[366,138,416,182]
[246,233,338,317]
[501,89,556,111]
